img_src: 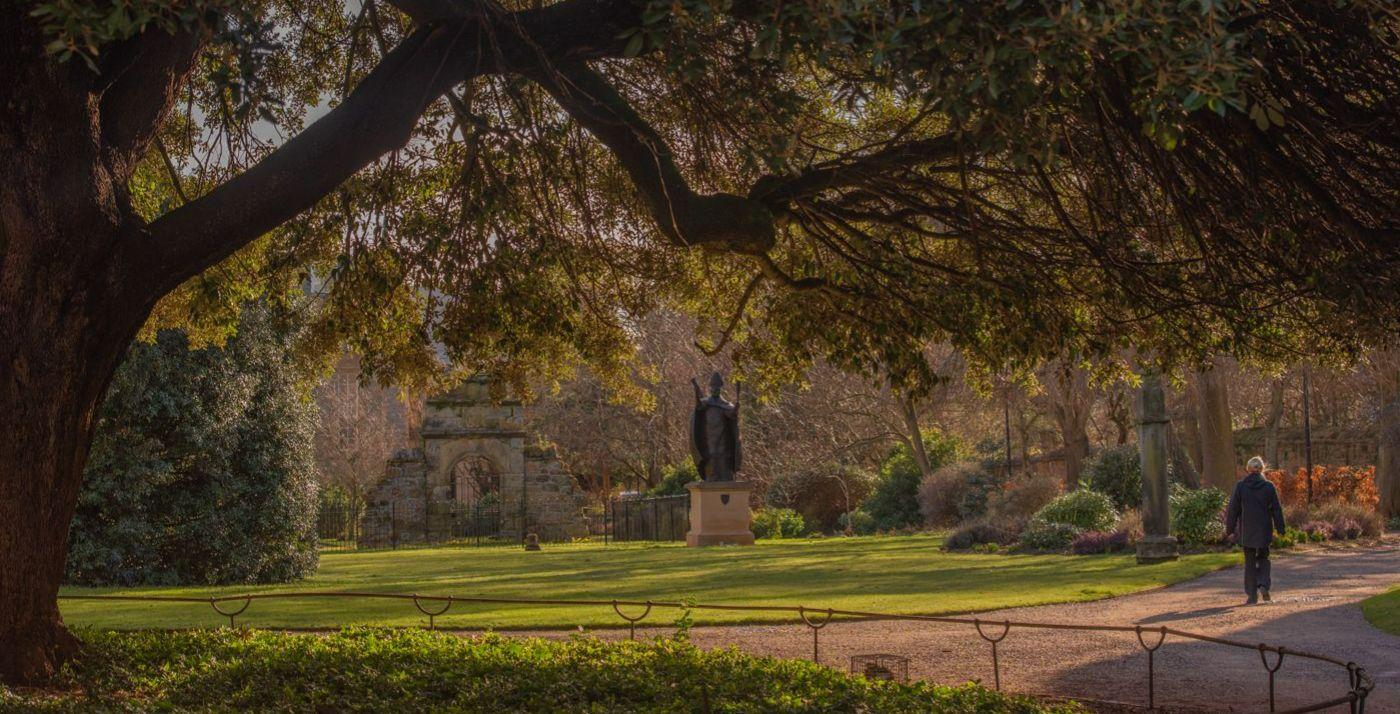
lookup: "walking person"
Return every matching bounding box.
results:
[1225,456,1286,605]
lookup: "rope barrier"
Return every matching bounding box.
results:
[59,590,1372,710]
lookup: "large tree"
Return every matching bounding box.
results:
[1,0,1396,683]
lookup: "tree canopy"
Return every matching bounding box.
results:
[35,0,1397,395]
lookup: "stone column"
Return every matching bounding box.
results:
[1136,373,1179,564]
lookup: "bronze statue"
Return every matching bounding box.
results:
[690,372,741,481]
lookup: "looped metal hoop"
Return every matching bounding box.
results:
[974,618,1011,644]
[1259,645,1286,712]
[612,600,653,640]
[413,595,453,629]
[797,606,833,630]
[1135,625,1167,652]
[210,596,251,627]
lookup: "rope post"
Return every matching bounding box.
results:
[412,595,453,630]
[612,600,652,640]
[973,619,1011,691]
[1135,626,1167,709]
[209,596,251,628]
[1259,645,1285,713]
[797,606,833,663]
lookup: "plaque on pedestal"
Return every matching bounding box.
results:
[685,481,755,546]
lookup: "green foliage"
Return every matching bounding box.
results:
[861,431,962,531]
[1084,445,1144,510]
[1030,490,1118,533]
[1018,520,1082,552]
[0,629,1083,713]
[765,463,875,533]
[944,520,1019,551]
[65,305,319,586]
[837,509,876,535]
[1169,485,1228,547]
[751,508,808,539]
[648,460,699,496]
[1388,517,1400,532]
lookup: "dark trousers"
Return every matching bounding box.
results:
[1243,546,1272,595]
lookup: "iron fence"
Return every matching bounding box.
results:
[607,493,689,543]
[58,590,1373,713]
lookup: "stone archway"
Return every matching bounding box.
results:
[451,455,500,506]
[359,376,588,547]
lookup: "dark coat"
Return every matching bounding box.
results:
[1225,472,1286,549]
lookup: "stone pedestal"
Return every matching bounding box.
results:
[1136,535,1180,564]
[685,481,755,546]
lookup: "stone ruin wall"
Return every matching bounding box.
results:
[359,378,589,548]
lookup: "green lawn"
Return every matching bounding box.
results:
[60,534,1239,631]
[1362,585,1400,636]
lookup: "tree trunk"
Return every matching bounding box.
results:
[1193,358,1237,489]
[1378,374,1400,520]
[1264,377,1286,468]
[899,396,933,479]
[0,64,151,682]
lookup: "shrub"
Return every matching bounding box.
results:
[0,629,1084,713]
[766,463,875,533]
[985,474,1062,525]
[1084,445,1143,510]
[837,509,876,535]
[918,461,992,526]
[1169,485,1228,546]
[1300,521,1332,539]
[1019,520,1082,551]
[863,430,962,531]
[1266,465,1380,511]
[65,305,319,587]
[1272,529,1301,549]
[944,520,1020,550]
[1030,489,1117,532]
[1070,530,1130,555]
[751,508,808,539]
[1115,509,1144,545]
[648,459,699,496]
[1389,516,1400,532]
[1310,501,1385,538]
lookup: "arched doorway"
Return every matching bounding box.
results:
[450,456,502,538]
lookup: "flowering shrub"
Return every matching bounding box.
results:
[1288,501,1384,539]
[1266,465,1379,511]
[1069,530,1130,555]
[944,520,1020,550]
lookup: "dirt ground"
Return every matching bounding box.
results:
[497,539,1399,712]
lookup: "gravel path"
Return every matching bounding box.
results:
[504,540,1399,712]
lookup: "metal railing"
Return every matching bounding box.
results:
[59,591,1372,713]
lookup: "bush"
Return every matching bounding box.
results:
[944,520,1020,550]
[1266,465,1380,511]
[766,463,875,533]
[0,629,1085,713]
[837,509,876,535]
[1388,516,1400,532]
[863,430,962,531]
[648,460,699,496]
[751,508,808,539]
[1019,520,1082,551]
[1083,445,1143,510]
[1287,501,1385,539]
[1169,485,1228,547]
[1070,530,1130,555]
[986,474,1063,525]
[918,462,980,526]
[1114,509,1144,545]
[1030,489,1117,532]
[65,305,319,587]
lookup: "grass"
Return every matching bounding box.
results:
[1361,585,1400,636]
[0,629,1085,713]
[59,534,1239,631]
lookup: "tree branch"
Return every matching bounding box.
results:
[524,61,776,253]
[138,0,644,297]
[100,27,205,178]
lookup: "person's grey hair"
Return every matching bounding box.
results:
[1247,456,1266,472]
